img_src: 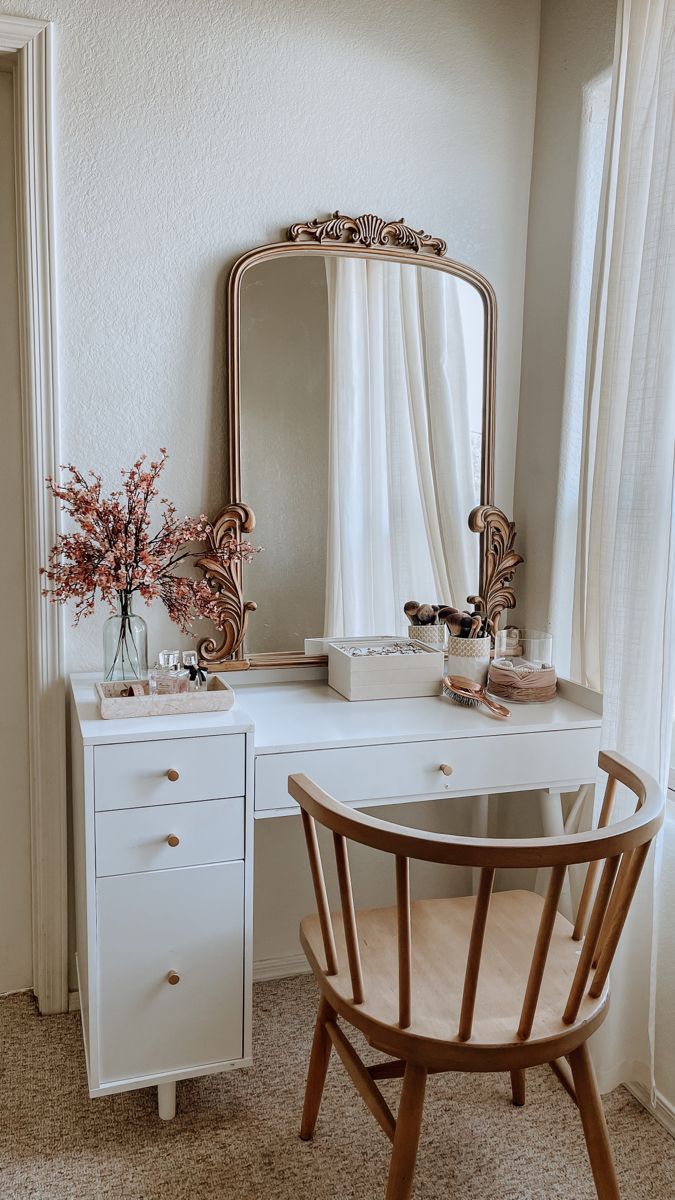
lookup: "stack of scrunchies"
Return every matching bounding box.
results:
[488,658,557,703]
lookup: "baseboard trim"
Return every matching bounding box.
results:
[253,953,311,983]
[628,1083,675,1140]
[0,986,32,1000]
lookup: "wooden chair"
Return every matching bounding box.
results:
[289,751,664,1200]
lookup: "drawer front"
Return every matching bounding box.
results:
[95,797,245,877]
[94,734,245,811]
[255,727,601,813]
[97,863,244,1084]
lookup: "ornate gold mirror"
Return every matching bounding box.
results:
[199,213,519,670]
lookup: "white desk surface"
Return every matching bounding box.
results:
[236,678,602,755]
[70,674,254,745]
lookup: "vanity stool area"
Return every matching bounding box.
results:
[69,676,254,1121]
[69,669,602,1120]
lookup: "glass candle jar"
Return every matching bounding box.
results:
[494,628,553,669]
[489,628,556,702]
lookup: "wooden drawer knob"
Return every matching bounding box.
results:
[439,763,453,776]
[166,769,180,782]
[167,834,180,847]
[167,971,180,986]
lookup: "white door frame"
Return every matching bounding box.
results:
[0,15,66,1013]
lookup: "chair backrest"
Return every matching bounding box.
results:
[289,750,664,1042]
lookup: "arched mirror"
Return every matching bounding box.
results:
[198,214,518,671]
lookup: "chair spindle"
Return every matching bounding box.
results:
[395,855,412,1029]
[517,864,566,1041]
[333,832,364,1004]
[573,776,617,941]
[590,841,651,998]
[300,811,338,975]
[563,854,621,1025]
[458,867,495,1041]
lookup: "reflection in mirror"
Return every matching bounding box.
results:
[240,254,485,656]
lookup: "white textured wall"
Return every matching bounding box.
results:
[1,0,540,669]
[0,64,33,993]
[2,0,542,989]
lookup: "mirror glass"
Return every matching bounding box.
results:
[240,253,486,655]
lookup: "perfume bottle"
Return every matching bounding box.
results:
[149,650,189,695]
[182,650,207,692]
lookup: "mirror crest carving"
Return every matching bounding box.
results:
[198,214,520,670]
[289,211,448,256]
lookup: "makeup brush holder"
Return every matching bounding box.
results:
[445,634,491,685]
[407,623,446,650]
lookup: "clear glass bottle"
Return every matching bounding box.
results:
[103,593,148,682]
[182,650,206,691]
[149,650,189,695]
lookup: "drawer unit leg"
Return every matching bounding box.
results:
[538,789,573,919]
[471,795,489,894]
[157,1081,176,1120]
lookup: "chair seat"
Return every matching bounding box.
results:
[300,889,608,1068]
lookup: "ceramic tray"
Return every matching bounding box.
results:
[95,675,235,719]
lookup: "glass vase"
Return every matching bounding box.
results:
[103,593,148,681]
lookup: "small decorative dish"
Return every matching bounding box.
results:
[95,675,235,719]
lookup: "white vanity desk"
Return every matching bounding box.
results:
[241,672,602,820]
[70,670,601,1121]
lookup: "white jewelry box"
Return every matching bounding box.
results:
[327,637,444,701]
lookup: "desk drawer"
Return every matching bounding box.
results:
[95,796,245,876]
[255,727,600,813]
[97,863,244,1084]
[94,734,245,811]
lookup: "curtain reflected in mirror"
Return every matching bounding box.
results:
[240,254,485,656]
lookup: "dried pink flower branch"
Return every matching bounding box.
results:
[41,449,261,634]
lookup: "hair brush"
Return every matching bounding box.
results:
[443,675,510,718]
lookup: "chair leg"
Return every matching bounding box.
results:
[385,1062,427,1200]
[569,1043,620,1200]
[510,1069,526,1106]
[300,996,335,1141]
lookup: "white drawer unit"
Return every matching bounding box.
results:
[95,796,245,876]
[70,676,254,1121]
[97,864,244,1083]
[94,734,245,811]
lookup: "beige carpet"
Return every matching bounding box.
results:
[1,976,673,1199]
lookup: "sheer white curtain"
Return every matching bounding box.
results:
[324,257,478,637]
[555,0,675,1095]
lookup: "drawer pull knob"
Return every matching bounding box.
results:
[439,763,453,776]
[167,971,180,986]
[166,769,180,782]
[167,834,180,847]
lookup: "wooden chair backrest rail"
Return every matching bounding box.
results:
[573,775,617,940]
[396,856,412,1029]
[291,751,664,1046]
[517,863,567,1040]
[458,866,494,1041]
[334,832,364,1004]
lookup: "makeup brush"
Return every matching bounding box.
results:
[404,601,441,625]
